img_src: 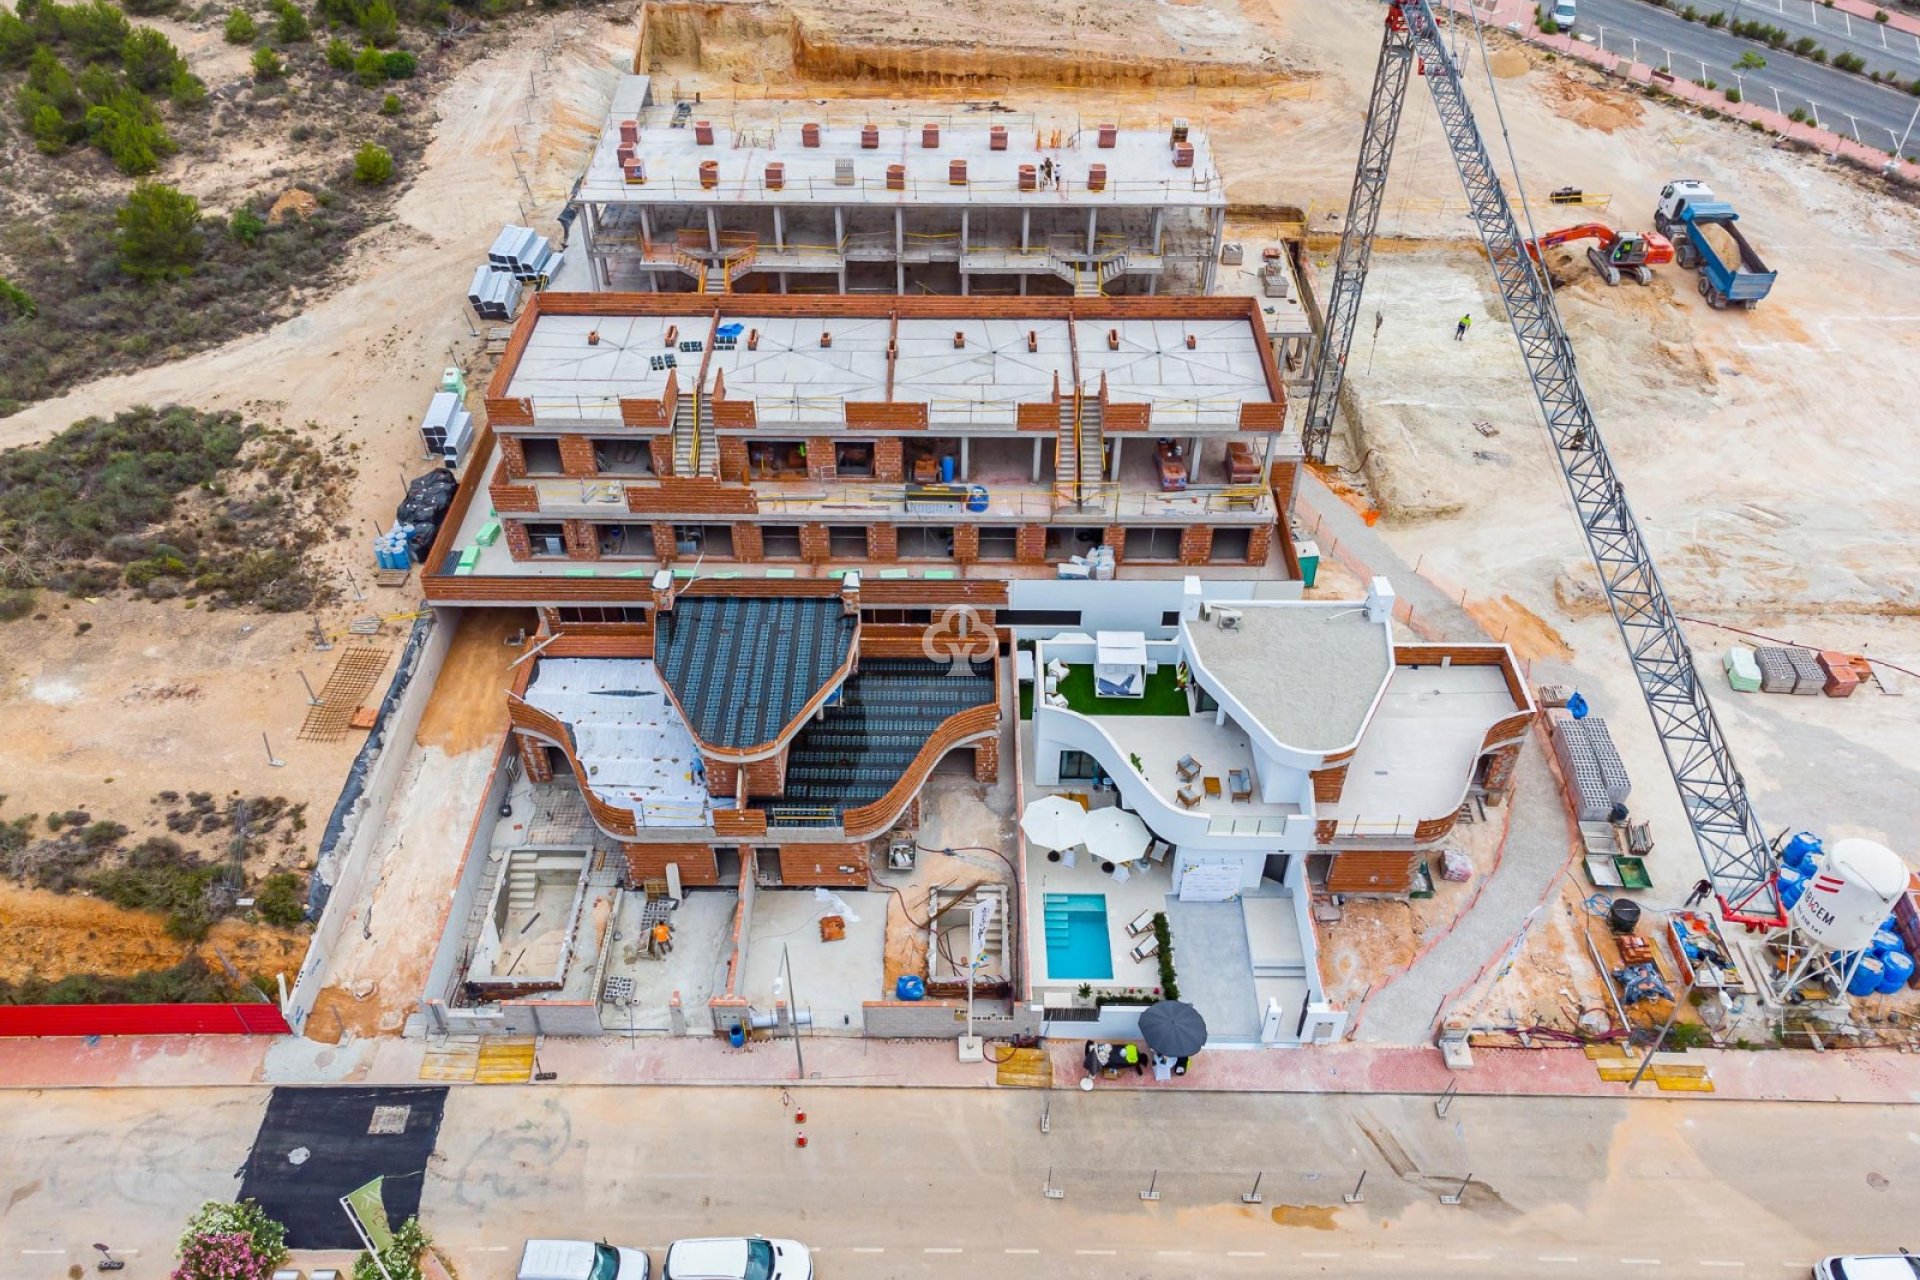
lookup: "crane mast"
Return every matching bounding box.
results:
[1303,0,1783,925]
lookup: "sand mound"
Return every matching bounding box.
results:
[1489,48,1529,78]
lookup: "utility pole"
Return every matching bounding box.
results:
[781,943,804,1080]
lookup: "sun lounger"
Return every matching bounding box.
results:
[1129,936,1160,963]
[1127,908,1156,938]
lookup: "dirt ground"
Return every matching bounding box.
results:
[0,881,307,987]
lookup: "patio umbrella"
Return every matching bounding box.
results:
[1080,806,1152,864]
[1020,796,1088,850]
[1139,999,1209,1057]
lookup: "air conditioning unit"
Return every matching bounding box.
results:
[1215,608,1243,631]
[1197,602,1213,621]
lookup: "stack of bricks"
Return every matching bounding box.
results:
[1754,646,1798,693]
[1548,714,1627,820]
[973,738,999,783]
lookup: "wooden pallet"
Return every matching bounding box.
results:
[373,567,412,588]
[476,1038,537,1084]
[298,645,394,741]
[994,1047,1054,1089]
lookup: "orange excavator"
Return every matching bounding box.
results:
[1521,222,1674,287]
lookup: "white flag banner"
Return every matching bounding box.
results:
[968,898,997,967]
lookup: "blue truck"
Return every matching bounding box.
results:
[1653,179,1777,311]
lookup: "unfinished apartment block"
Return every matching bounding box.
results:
[570,77,1228,297]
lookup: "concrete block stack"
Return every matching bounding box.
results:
[1754,645,1834,696]
[1549,711,1631,821]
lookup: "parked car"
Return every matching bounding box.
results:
[1547,0,1576,30]
[518,1238,650,1280]
[663,1237,811,1280]
[1814,1256,1919,1280]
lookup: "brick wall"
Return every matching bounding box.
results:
[563,520,600,559]
[1481,744,1520,805]
[625,481,757,516]
[866,524,898,561]
[1102,526,1127,563]
[772,841,870,886]
[1247,525,1272,567]
[624,842,720,885]
[717,437,748,483]
[799,523,830,564]
[518,733,552,782]
[1271,459,1298,511]
[558,434,597,478]
[805,437,836,480]
[705,752,788,799]
[973,738,999,783]
[1178,524,1213,565]
[1310,761,1348,804]
[874,438,904,483]
[499,435,528,478]
[652,521,678,563]
[1016,524,1048,565]
[649,436,674,478]
[732,522,764,562]
[504,520,533,562]
[952,525,979,565]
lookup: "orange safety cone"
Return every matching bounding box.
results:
[794,1109,807,1124]
[795,1131,808,1148]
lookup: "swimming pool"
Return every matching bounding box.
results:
[1043,893,1113,981]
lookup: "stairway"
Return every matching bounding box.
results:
[669,392,714,477]
[1054,398,1079,502]
[704,264,729,293]
[1042,895,1073,953]
[776,657,995,820]
[1076,396,1105,495]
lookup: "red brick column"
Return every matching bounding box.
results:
[1247,526,1272,567]
[866,525,897,561]
[973,737,999,783]
[653,521,679,562]
[518,733,553,783]
[1178,524,1213,565]
[563,520,600,559]
[951,525,979,565]
[805,437,836,480]
[873,438,904,483]
[1102,526,1127,563]
[558,434,597,478]
[799,523,830,564]
[732,522,764,562]
[717,437,749,483]
[1270,459,1298,510]
[1015,524,1048,565]
[649,436,674,478]
[499,435,529,478]
[1480,744,1521,805]
[504,520,532,562]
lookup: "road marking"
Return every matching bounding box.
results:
[1075,1249,1117,1256]
[1302,1251,1344,1258]
[1622,1260,1664,1267]
[1373,1254,1406,1261]
[850,1248,885,1254]
[1227,1251,1267,1258]
[1538,1257,1581,1264]
[21,1250,66,1256]
[924,1247,963,1254]
[1449,1253,1492,1261]
[1698,1263,1746,1270]
[1157,1251,1194,1258]
[1004,1249,1040,1255]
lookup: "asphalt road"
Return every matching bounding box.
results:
[1651,0,1920,77]
[1577,0,1920,152]
[8,1085,1920,1278]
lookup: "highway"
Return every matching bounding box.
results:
[7,1085,1918,1277]
[1655,0,1920,77]
[1577,0,1920,152]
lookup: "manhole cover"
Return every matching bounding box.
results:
[1867,1172,1890,1191]
[368,1105,412,1135]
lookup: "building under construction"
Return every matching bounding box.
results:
[568,77,1230,297]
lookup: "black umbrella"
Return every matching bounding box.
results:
[1139,999,1208,1057]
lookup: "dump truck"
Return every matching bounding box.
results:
[1654,179,1777,310]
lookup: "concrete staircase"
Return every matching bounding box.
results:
[670,392,715,477]
[703,264,728,293]
[1054,394,1104,505]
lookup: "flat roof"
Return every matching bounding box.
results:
[654,595,857,751]
[497,296,1284,430]
[1330,664,1519,823]
[1184,604,1395,753]
[576,81,1225,211]
[523,658,710,827]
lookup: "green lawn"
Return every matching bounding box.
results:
[1021,662,1190,719]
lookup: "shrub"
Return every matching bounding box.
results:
[1151,911,1179,1002]
[324,34,352,67]
[1910,76,1920,96]
[121,25,185,91]
[1876,7,1890,20]
[380,47,413,77]
[0,277,31,321]
[48,0,132,63]
[1833,51,1865,72]
[274,2,309,42]
[229,204,267,243]
[1811,46,1829,63]
[352,42,383,84]
[224,7,255,42]
[251,44,282,77]
[352,139,392,183]
[352,1217,433,1280]
[0,589,35,620]
[1793,34,1817,54]
[115,180,201,280]
[1704,10,1725,26]
[1789,105,1809,122]
[86,88,176,174]
[378,90,399,113]
[168,67,206,106]
[1725,86,1741,103]
[253,871,307,926]
[0,8,37,67]
[177,1200,289,1280]
[358,0,396,45]
[1539,14,1559,34]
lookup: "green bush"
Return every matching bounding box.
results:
[0,8,37,68]
[352,41,383,83]
[228,204,267,243]
[1734,50,1766,71]
[0,588,35,620]
[1151,911,1178,1002]
[42,0,132,63]
[378,89,398,113]
[358,0,396,44]
[224,7,256,42]
[179,1200,290,1279]
[251,44,282,77]
[380,47,413,77]
[1725,86,1741,103]
[87,88,176,174]
[1788,105,1809,122]
[0,956,250,1005]
[1833,51,1865,72]
[324,34,352,67]
[253,871,307,926]
[352,139,392,183]
[120,26,184,91]
[275,1,309,42]
[353,1217,432,1280]
[167,66,205,106]
[86,837,226,939]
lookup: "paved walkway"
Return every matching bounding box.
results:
[1295,470,1481,642]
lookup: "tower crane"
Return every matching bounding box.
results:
[1299,0,1783,926]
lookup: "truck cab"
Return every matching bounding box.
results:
[1654,179,1715,233]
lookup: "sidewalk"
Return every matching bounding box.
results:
[5,1028,1920,1103]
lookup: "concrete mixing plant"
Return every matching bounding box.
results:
[1771,837,1912,1002]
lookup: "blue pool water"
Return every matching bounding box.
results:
[1043,893,1113,981]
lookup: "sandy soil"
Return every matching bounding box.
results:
[0,881,308,987]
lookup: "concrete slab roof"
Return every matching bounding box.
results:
[497,298,1281,429]
[1184,604,1395,754]
[575,78,1225,211]
[523,657,709,826]
[654,595,857,752]
[1329,664,1518,824]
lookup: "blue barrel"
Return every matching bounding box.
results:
[940,455,957,484]
[728,1024,746,1048]
[1782,831,1822,870]
[1848,955,1885,998]
[1777,865,1806,908]
[895,974,926,1001]
[1879,951,1915,993]
[1872,929,1906,956]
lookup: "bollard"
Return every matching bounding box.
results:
[1343,1170,1367,1205]
[1040,1096,1051,1134]
[1435,1078,1458,1119]
[1241,1171,1264,1205]
[1043,1166,1065,1200]
[1140,1169,1161,1202]
[1440,1173,1471,1206]
[795,1131,808,1149]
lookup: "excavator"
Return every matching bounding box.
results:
[1521,222,1673,286]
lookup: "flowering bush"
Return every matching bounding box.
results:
[174,1201,288,1280]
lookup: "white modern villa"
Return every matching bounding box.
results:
[1018,578,1534,1046]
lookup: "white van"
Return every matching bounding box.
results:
[1548,0,1577,29]
[662,1237,811,1280]
[518,1239,650,1280]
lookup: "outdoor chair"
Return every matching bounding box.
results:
[1229,769,1253,802]
[1175,784,1202,809]
[1127,908,1156,938]
[1111,863,1131,884]
[1129,935,1160,963]
[1175,754,1202,782]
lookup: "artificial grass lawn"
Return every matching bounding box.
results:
[1019,662,1190,719]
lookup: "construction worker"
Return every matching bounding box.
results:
[651,920,673,956]
[1454,313,1472,341]
[1120,1042,1141,1075]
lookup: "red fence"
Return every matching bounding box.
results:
[0,1003,290,1037]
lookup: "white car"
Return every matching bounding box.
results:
[662,1236,811,1280]
[1548,0,1577,29]
[518,1238,650,1280]
[1815,1257,1920,1280]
